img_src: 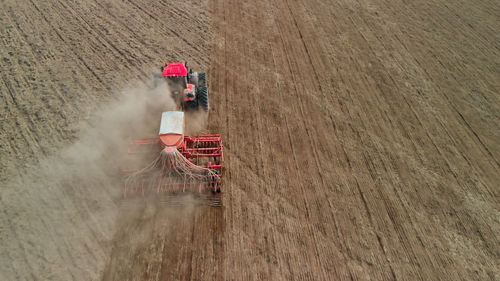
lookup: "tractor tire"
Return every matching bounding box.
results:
[197,86,209,112]
[198,72,206,88]
[153,73,164,88]
[185,100,199,111]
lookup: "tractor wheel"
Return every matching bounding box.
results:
[153,73,164,88]
[186,100,199,111]
[197,86,209,112]
[198,72,206,88]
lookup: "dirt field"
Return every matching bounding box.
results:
[1,0,499,280]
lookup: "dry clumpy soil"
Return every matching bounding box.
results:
[1,0,499,280]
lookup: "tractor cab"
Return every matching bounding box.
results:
[162,63,188,95]
[158,61,209,112]
[162,62,188,79]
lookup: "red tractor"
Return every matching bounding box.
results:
[156,62,209,112]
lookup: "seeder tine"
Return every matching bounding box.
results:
[207,198,222,207]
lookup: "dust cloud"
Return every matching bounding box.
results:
[1,80,206,281]
[185,110,209,135]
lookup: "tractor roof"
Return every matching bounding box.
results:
[162,63,188,77]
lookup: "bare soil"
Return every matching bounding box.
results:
[1,0,499,280]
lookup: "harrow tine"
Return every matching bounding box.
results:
[120,191,222,207]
